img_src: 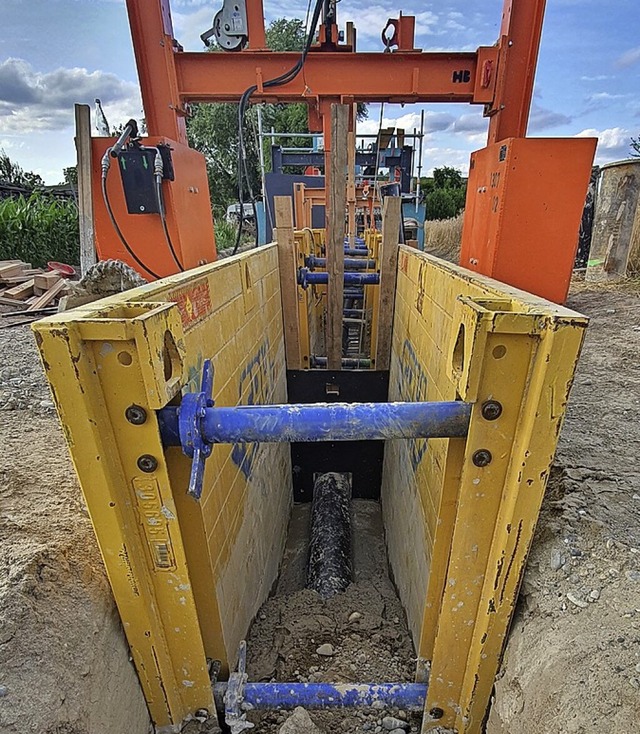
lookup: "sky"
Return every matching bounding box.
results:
[0,0,638,183]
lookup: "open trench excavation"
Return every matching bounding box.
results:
[243,489,421,733]
[2,265,639,734]
[0,243,640,734]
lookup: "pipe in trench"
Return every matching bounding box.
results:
[307,472,352,599]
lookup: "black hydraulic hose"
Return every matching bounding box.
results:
[150,148,185,272]
[100,151,161,280]
[234,0,325,251]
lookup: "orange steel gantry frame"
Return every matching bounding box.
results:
[93,0,594,302]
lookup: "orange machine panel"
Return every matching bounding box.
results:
[91,137,216,280]
[460,137,597,303]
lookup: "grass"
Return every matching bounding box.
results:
[0,193,79,267]
[423,212,464,263]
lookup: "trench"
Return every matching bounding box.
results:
[242,498,422,733]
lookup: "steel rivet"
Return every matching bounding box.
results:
[137,454,158,473]
[429,707,444,720]
[472,449,492,467]
[481,400,502,421]
[125,404,147,425]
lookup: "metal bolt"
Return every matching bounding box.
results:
[481,400,502,421]
[137,454,158,473]
[429,707,444,720]
[473,449,492,467]
[125,404,147,425]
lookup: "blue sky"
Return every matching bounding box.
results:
[1,0,638,183]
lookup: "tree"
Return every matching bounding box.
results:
[432,166,464,190]
[425,166,467,221]
[0,150,44,189]
[62,166,78,187]
[631,136,640,158]
[186,18,367,210]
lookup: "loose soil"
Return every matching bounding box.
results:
[1,281,639,734]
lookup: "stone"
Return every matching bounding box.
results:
[589,589,601,601]
[382,716,409,730]
[316,643,335,656]
[348,612,362,623]
[566,592,588,609]
[550,549,565,571]
[279,707,324,734]
[625,570,640,582]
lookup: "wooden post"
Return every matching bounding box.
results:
[375,196,402,370]
[326,104,349,370]
[75,104,97,275]
[274,196,302,369]
[347,124,356,246]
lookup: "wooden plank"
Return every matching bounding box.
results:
[4,279,35,300]
[274,196,302,369]
[34,271,62,291]
[75,103,97,276]
[0,296,25,307]
[325,103,349,370]
[0,263,25,281]
[374,196,402,370]
[347,127,356,246]
[26,278,68,311]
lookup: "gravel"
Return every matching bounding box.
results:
[0,319,55,413]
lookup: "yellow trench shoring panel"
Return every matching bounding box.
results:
[33,246,291,731]
[382,246,586,733]
[33,243,586,734]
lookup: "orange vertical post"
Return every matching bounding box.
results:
[125,0,187,142]
[487,0,547,143]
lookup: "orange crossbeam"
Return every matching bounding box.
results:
[174,48,498,105]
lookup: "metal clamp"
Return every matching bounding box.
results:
[178,360,214,500]
[224,641,253,734]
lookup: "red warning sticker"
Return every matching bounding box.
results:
[170,279,212,331]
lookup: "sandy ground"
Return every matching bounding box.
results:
[487,285,640,733]
[0,281,638,733]
[0,327,150,734]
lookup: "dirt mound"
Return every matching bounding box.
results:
[0,321,149,734]
[488,287,640,733]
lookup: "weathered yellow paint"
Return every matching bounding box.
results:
[382,246,587,734]
[33,246,291,730]
[34,239,586,734]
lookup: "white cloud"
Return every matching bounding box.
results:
[172,6,215,51]
[575,127,634,164]
[0,58,141,134]
[616,47,640,68]
[528,103,572,131]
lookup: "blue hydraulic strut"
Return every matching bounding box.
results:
[216,640,427,733]
[297,267,380,288]
[306,255,377,270]
[157,361,471,499]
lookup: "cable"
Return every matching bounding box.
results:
[149,147,185,272]
[233,0,325,252]
[100,149,161,280]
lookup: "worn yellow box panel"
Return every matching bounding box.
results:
[33,246,291,730]
[381,246,587,733]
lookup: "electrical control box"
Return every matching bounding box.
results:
[117,145,175,215]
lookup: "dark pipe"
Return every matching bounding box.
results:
[307,472,352,598]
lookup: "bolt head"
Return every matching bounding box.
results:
[429,707,444,720]
[125,404,147,425]
[137,454,158,473]
[481,400,503,421]
[472,449,493,467]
